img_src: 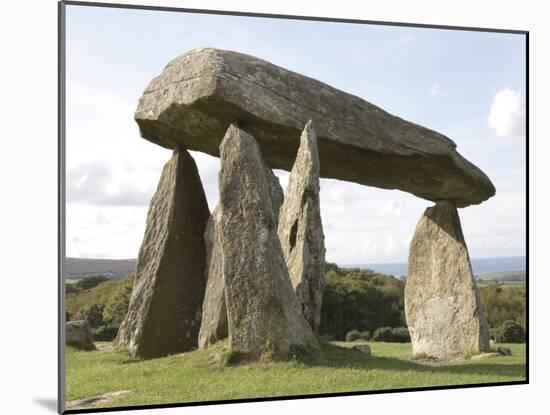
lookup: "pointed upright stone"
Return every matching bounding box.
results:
[116,146,210,359]
[198,205,227,348]
[405,200,490,360]
[278,121,326,333]
[198,166,283,350]
[219,124,318,356]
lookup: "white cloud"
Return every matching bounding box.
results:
[189,151,221,211]
[488,87,526,138]
[274,170,290,194]
[67,162,158,206]
[427,83,441,97]
[377,199,404,217]
[66,204,149,259]
[63,16,526,263]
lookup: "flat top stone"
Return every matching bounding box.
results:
[135,48,495,207]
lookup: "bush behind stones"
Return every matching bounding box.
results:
[493,320,525,343]
[372,327,410,343]
[345,330,370,342]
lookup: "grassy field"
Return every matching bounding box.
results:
[477,270,525,289]
[478,281,525,288]
[66,340,526,409]
[478,271,525,281]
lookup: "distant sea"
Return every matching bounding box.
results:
[344,256,526,278]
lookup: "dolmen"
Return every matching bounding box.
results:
[116,48,495,361]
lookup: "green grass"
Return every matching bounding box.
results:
[66,341,526,409]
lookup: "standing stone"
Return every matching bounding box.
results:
[198,160,284,349]
[116,146,210,359]
[405,200,490,360]
[278,120,326,333]
[198,205,227,348]
[219,124,318,356]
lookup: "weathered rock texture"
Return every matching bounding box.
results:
[66,320,95,351]
[405,200,490,360]
[218,124,318,355]
[198,169,283,349]
[135,48,495,207]
[278,120,326,333]
[116,146,210,359]
[198,205,227,348]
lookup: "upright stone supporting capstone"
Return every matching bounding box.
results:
[198,161,283,349]
[198,205,227,348]
[405,200,490,360]
[219,124,318,356]
[278,120,326,333]
[116,146,210,359]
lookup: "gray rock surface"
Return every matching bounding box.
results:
[198,167,283,349]
[116,147,210,359]
[218,124,319,356]
[135,48,494,207]
[405,200,490,360]
[352,344,372,356]
[66,320,95,351]
[497,346,512,356]
[198,205,227,348]
[278,120,326,333]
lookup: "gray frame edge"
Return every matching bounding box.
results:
[58,1,67,413]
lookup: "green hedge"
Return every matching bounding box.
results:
[345,330,370,342]
[372,327,410,343]
[492,320,525,343]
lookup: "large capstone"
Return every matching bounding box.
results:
[278,120,326,333]
[405,200,490,360]
[198,167,283,349]
[218,124,319,355]
[135,48,495,207]
[116,146,210,359]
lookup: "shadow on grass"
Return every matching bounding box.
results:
[294,342,526,379]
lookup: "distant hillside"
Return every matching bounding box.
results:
[65,257,137,280]
[347,256,526,279]
[478,271,526,282]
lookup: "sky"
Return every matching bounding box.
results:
[65,5,526,264]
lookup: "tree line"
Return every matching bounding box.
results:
[66,263,526,343]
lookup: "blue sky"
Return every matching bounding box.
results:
[65,5,526,264]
